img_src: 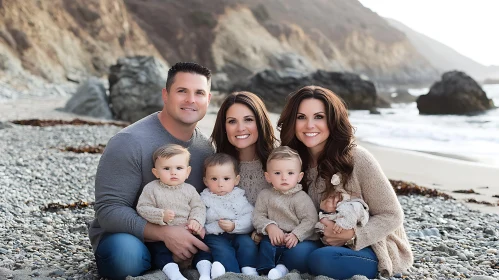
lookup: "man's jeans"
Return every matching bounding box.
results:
[257,236,321,274]
[203,233,258,273]
[308,245,379,280]
[95,233,151,280]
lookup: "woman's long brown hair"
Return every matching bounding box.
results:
[277,86,356,194]
[211,91,277,170]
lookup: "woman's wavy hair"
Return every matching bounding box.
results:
[277,86,356,194]
[211,91,277,170]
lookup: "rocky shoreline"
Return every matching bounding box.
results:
[0,118,497,280]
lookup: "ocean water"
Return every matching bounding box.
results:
[349,84,499,167]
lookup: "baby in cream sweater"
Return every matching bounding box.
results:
[136,144,206,280]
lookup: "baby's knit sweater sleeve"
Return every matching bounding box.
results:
[136,181,166,225]
[252,189,277,235]
[187,184,206,226]
[291,191,319,241]
[232,192,254,234]
[352,147,404,250]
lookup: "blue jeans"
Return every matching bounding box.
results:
[257,236,321,274]
[145,241,175,269]
[95,233,151,280]
[308,246,379,279]
[203,233,258,273]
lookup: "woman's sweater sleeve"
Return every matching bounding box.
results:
[353,148,404,250]
[136,183,166,225]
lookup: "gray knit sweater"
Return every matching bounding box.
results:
[136,181,206,226]
[89,112,214,252]
[238,160,271,206]
[253,184,318,242]
[307,145,413,276]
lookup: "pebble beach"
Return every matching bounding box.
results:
[0,96,498,280]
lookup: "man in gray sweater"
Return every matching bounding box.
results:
[88,62,215,279]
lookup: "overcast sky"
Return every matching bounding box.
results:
[358,0,499,66]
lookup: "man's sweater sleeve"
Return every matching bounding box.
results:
[252,190,276,235]
[136,183,166,225]
[93,133,147,241]
[353,147,404,250]
[187,186,206,226]
[291,192,319,241]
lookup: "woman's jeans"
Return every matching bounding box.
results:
[94,233,151,280]
[308,245,379,280]
[202,233,258,273]
[257,236,321,274]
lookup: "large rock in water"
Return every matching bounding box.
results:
[64,77,112,119]
[109,56,168,123]
[417,71,495,115]
[230,69,377,113]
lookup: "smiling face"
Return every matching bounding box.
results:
[225,103,259,154]
[203,163,240,196]
[162,72,211,127]
[295,98,330,156]
[152,154,191,186]
[265,158,304,192]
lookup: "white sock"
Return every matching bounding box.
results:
[196,260,212,280]
[162,263,187,280]
[267,264,289,280]
[211,261,226,279]
[241,266,258,276]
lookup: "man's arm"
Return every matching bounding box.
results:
[94,133,147,239]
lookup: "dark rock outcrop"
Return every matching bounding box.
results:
[231,69,377,113]
[108,56,168,123]
[417,71,495,115]
[64,77,112,119]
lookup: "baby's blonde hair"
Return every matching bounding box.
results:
[266,146,302,170]
[152,144,190,164]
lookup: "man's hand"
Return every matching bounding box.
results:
[163,209,175,223]
[266,224,285,246]
[320,219,354,246]
[187,220,203,235]
[284,233,299,248]
[145,223,209,260]
[218,219,235,232]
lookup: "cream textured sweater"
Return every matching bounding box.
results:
[307,146,413,276]
[253,184,318,242]
[200,187,254,235]
[238,160,271,205]
[136,181,206,226]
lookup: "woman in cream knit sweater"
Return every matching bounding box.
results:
[278,86,413,279]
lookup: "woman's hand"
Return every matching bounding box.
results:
[320,219,354,246]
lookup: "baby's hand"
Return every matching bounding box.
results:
[330,222,343,234]
[218,219,235,232]
[284,233,299,249]
[266,224,285,246]
[163,209,175,223]
[187,220,202,235]
[251,230,263,245]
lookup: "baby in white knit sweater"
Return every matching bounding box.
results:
[197,153,259,279]
[136,144,206,280]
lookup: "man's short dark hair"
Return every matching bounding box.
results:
[165,62,211,91]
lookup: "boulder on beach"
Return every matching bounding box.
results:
[108,56,168,123]
[417,71,495,115]
[64,77,112,119]
[230,69,377,113]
